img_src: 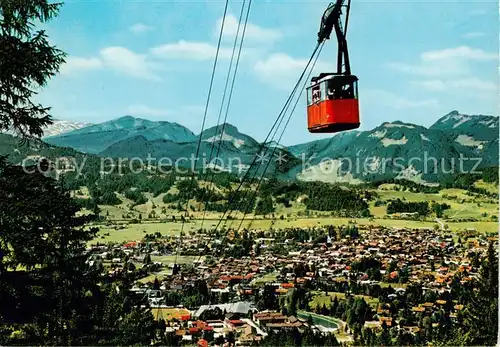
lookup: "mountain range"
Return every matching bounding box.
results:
[43,116,196,153]
[1,119,91,138]
[2,110,498,184]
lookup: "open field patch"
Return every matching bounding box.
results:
[90,222,184,244]
[310,291,379,310]
[151,307,191,321]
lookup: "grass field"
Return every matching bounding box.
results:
[90,222,185,244]
[474,180,498,195]
[90,216,498,244]
[309,291,379,310]
[86,181,498,244]
[151,307,191,321]
[137,273,170,284]
[379,282,407,289]
[252,272,280,285]
[372,186,498,222]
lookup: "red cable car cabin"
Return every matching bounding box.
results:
[307,0,360,134]
[306,73,359,133]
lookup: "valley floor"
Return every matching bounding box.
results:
[83,181,498,244]
[91,216,498,244]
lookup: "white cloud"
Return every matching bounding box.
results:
[216,14,282,42]
[412,80,448,92]
[462,32,487,39]
[388,46,497,78]
[254,53,334,88]
[127,104,169,117]
[390,46,497,102]
[150,40,233,60]
[413,78,497,93]
[363,89,438,110]
[448,78,497,92]
[100,46,160,80]
[129,23,154,33]
[421,46,497,62]
[387,60,469,78]
[60,56,103,75]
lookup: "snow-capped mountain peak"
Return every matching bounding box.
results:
[42,120,92,138]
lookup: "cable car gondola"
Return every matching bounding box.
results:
[307,0,360,133]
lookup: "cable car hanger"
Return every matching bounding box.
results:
[307,0,360,134]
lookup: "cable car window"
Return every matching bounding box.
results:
[307,87,313,106]
[326,79,335,100]
[320,81,327,101]
[342,84,353,99]
[327,82,335,100]
[311,85,321,104]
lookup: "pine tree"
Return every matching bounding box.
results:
[0,0,65,138]
[0,159,99,344]
[0,1,157,345]
[153,277,160,291]
[460,241,498,346]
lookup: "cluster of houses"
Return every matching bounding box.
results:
[86,225,497,345]
[136,300,311,345]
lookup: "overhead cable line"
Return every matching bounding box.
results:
[234,42,325,232]
[214,42,322,227]
[174,0,230,266]
[225,42,325,231]
[223,44,321,230]
[196,41,323,263]
[223,58,302,230]
[198,0,252,233]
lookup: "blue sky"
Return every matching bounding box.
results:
[38,0,498,145]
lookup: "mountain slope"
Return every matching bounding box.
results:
[287,131,360,161]
[292,118,498,183]
[200,123,260,152]
[0,133,101,176]
[44,116,196,154]
[430,110,499,134]
[99,135,264,174]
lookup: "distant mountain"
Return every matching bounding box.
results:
[42,119,92,137]
[100,135,206,161]
[288,131,360,161]
[291,116,498,184]
[1,119,91,138]
[44,116,196,154]
[99,135,289,175]
[430,110,499,134]
[199,123,260,152]
[1,111,497,184]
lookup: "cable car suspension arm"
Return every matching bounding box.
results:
[317,0,351,76]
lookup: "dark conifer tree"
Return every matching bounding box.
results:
[0,0,65,138]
